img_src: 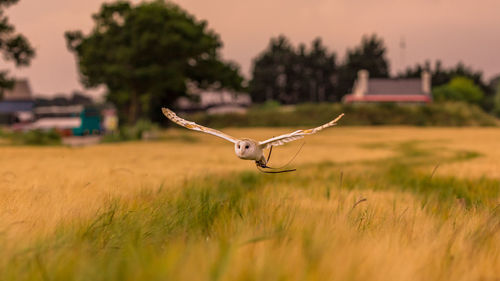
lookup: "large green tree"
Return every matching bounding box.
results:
[336,34,390,97]
[0,0,35,94]
[66,0,243,124]
[250,36,337,104]
[433,77,484,105]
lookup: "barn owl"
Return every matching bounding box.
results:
[162,108,344,171]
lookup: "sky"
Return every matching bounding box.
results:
[3,0,500,98]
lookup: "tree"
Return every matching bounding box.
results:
[65,0,243,124]
[0,0,35,94]
[250,36,337,104]
[337,34,389,97]
[433,77,484,105]
[301,38,337,102]
[400,61,486,90]
[250,35,295,103]
[493,78,500,116]
[400,61,493,110]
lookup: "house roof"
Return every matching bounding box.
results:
[367,79,424,95]
[1,79,32,101]
[343,70,431,104]
[0,101,34,113]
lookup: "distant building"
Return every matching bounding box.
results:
[0,80,102,135]
[31,105,101,136]
[343,70,432,104]
[0,79,35,124]
[176,88,251,114]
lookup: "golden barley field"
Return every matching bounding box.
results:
[1,127,500,280]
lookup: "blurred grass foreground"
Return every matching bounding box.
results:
[1,127,500,280]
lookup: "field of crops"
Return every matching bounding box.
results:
[1,127,500,280]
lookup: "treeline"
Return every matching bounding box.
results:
[250,35,390,104]
[34,92,93,107]
[399,61,499,112]
[187,102,499,128]
[249,34,500,116]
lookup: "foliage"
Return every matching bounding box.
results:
[0,0,35,93]
[494,81,500,117]
[102,118,159,142]
[187,102,498,128]
[399,61,494,110]
[400,61,485,89]
[7,129,62,145]
[34,91,93,107]
[250,36,337,104]
[65,0,243,124]
[250,34,390,104]
[433,77,484,104]
[260,99,281,110]
[336,34,390,97]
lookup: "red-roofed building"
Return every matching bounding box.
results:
[343,70,432,104]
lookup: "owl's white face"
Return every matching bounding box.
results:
[235,140,259,160]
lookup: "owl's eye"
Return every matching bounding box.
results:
[237,145,240,149]
[245,145,249,149]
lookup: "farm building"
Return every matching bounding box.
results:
[0,79,103,135]
[0,79,34,125]
[31,105,101,136]
[343,70,432,104]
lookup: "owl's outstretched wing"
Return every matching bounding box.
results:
[162,108,238,144]
[258,113,344,149]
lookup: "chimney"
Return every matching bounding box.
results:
[421,71,431,95]
[354,70,369,97]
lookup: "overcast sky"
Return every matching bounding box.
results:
[3,0,500,98]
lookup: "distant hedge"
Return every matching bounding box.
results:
[7,129,62,146]
[184,102,499,128]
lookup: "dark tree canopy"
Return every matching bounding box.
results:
[336,34,390,97]
[250,34,390,104]
[399,61,486,90]
[66,0,243,124]
[0,0,35,93]
[250,36,337,104]
[250,36,295,104]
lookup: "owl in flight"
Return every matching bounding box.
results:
[162,108,344,173]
